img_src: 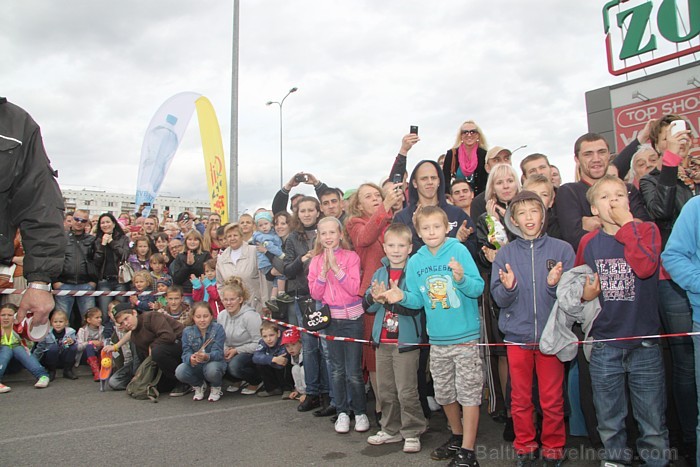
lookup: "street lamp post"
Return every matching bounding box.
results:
[266,87,298,188]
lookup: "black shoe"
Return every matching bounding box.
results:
[276,293,294,304]
[313,405,337,417]
[490,410,507,424]
[430,434,463,460]
[516,452,539,467]
[542,455,565,467]
[265,299,279,313]
[374,411,382,426]
[48,369,56,382]
[63,368,78,380]
[503,417,515,442]
[448,448,479,467]
[169,383,193,397]
[297,395,320,412]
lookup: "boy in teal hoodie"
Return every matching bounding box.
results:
[382,206,485,467]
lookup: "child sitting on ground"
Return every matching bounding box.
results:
[491,191,575,466]
[76,307,106,381]
[175,301,227,402]
[129,270,156,313]
[381,206,485,467]
[0,304,50,392]
[158,285,192,325]
[191,258,224,318]
[252,320,293,398]
[281,327,305,401]
[576,175,668,466]
[33,309,77,382]
[364,223,427,454]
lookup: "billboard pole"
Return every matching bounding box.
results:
[229,0,239,221]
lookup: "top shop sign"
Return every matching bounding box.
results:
[603,0,700,76]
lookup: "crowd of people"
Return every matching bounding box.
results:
[2,98,700,467]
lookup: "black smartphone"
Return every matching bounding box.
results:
[392,174,402,184]
[410,125,418,135]
[143,202,151,206]
[164,206,170,210]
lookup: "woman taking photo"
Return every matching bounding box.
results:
[442,120,489,196]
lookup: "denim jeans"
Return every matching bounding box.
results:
[0,346,48,381]
[41,343,78,370]
[658,279,697,446]
[326,317,366,415]
[589,341,670,466]
[176,361,227,387]
[97,279,126,338]
[54,282,96,324]
[692,321,700,466]
[225,352,261,385]
[293,299,329,396]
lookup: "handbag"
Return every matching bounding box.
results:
[299,297,331,331]
[118,261,135,284]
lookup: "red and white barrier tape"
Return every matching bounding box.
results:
[0,288,164,297]
[262,316,700,347]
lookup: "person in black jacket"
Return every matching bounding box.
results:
[271,172,329,215]
[170,230,212,304]
[0,97,66,330]
[53,209,98,323]
[94,212,131,336]
[441,120,489,196]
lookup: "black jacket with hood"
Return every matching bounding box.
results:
[393,160,478,259]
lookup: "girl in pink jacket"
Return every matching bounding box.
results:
[307,217,369,434]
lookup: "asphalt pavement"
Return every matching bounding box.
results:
[1,367,603,466]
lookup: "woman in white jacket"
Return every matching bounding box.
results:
[216,224,263,314]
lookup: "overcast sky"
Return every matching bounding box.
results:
[3,1,686,215]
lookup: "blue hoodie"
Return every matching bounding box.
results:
[394,160,478,259]
[490,191,575,345]
[400,237,484,345]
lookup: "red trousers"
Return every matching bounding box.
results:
[507,346,565,459]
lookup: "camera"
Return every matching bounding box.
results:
[294,174,308,183]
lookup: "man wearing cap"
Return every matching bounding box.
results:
[0,97,66,331]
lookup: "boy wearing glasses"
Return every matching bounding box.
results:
[53,209,98,323]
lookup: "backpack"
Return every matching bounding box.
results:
[126,356,162,402]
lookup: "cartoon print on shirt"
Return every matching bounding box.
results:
[422,275,461,310]
[595,258,635,302]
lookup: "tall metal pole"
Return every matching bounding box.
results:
[229,0,240,221]
[266,87,297,188]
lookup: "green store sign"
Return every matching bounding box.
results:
[603,0,700,75]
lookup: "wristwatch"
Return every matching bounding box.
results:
[28,282,52,292]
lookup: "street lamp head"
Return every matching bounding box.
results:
[265,101,274,106]
[289,87,298,93]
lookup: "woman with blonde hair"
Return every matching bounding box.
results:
[442,120,489,196]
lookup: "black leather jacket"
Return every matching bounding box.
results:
[640,165,699,247]
[0,98,65,283]
[58,231,97,284]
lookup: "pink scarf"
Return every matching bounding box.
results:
[457,143,478,177]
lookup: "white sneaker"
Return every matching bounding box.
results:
[226,384,241,393]
[192,386,206,401]
[403,437,421,453]
[34,376,50,388]
[354,414,370,433]
[0,383,11,393]
[367,430,402,445]
[335,412,351,434]
[208,386,223,402]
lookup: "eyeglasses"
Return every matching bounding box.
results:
[461,129,479,136]
[73,217,88,223]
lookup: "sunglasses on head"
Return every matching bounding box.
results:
[73,217,88,223]
[461,129,479,136]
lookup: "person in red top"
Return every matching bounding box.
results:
[346,182,404,420]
